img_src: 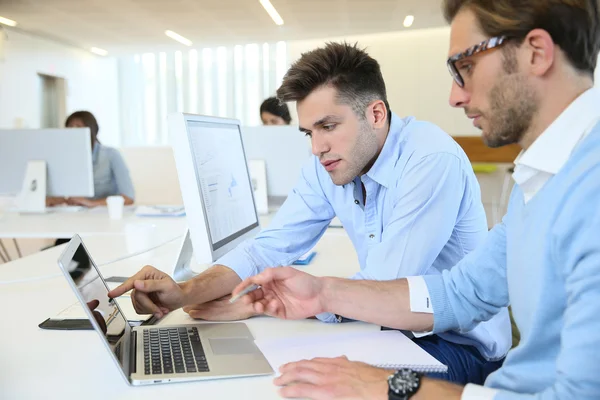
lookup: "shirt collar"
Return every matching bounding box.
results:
[363,112,405,188]
[514,87,600,180]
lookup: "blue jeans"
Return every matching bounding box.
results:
[413,334,504,385]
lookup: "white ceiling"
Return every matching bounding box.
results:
[1,0,447,54]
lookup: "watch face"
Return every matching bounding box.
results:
[389,369,420,397]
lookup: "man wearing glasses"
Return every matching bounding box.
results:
[232,0,600,398]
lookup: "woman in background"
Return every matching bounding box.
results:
[260,97,292,125]
[46,111,135,207]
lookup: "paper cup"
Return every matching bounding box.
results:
[106,195,125,220]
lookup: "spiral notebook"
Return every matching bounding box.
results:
[255,330,447,374]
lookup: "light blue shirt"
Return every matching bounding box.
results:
[424,122,600,398]
[218,112,510,359]
[91,142,135,200]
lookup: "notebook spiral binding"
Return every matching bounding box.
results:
[375,363,448,373]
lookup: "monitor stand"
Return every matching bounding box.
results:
[16,160,47,213]
[173,229,202,282]
[105,230,204,284]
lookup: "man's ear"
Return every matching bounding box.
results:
[369,100,388,128]
[523,28,555,77]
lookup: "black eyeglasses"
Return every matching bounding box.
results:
[447,36,509,87]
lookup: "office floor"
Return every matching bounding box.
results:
[0,238,53,262]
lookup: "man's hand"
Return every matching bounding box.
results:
[66,197,98,207]
[182,294,258,321]
[275,356,391,400]
[108,265,187,319]
[232,267,325,320]
[275,357,465,400]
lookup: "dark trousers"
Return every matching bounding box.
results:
[413,334,504,385]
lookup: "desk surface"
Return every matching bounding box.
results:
[0,228,367,399]
[0,207,188,239]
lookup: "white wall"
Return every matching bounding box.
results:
[288,28,600,137]
[0,29,121,146]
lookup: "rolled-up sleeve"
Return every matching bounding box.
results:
[424,220,509,335]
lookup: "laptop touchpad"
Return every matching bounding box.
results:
[208,338,259,355]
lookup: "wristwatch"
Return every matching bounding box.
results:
[387,368,422,400]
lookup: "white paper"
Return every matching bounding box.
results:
[255,330,447,375]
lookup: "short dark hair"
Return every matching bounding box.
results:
[260,97,292,124]
[443,0,600,78]
[65,111,99,139]
[276,42,391,120]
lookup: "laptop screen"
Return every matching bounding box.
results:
[60,241,129,370]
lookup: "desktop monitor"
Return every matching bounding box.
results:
[168,113,261,267]
[0,128,94,212]
[240,125,311,200]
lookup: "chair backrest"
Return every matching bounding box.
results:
[452,136,521,163]
[119,146,183,205]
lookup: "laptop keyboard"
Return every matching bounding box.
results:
[143,327,210,375]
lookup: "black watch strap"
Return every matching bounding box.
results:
[387,369,422,400]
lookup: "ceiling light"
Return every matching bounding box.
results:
[90,47,108,56]
[0,16,17,27]
[403,15,414,28]
[165,30,192,46]
[259,0,284,26]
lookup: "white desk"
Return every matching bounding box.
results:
[0,229,371,399]
[0,235,188,285]
[0,207,188,240]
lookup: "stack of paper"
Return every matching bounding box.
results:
[135,205,185,217]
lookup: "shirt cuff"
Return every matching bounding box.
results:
[461,384,498,400]
[315,312,339,323]
[406,276,434,337]
[406,276,434,313]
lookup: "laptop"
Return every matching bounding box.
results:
[57,234,273,386]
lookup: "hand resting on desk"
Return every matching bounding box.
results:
[182,294,258,321]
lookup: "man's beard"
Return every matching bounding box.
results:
[330,120,378,185]
[482,73,539,148]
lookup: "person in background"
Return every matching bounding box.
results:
[260,97,292,125]
[46,111,135,208]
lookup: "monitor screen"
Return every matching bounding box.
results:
[185,120,259,251]
[64,243,128,366]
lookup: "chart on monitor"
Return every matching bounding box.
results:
[187,121,257,248]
